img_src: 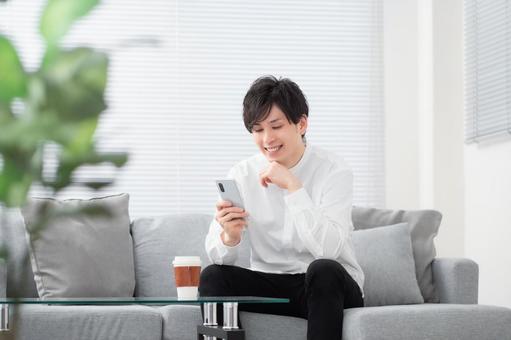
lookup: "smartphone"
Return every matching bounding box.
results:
[215,179,244,210]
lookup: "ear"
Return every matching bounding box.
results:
[298,115,308,135]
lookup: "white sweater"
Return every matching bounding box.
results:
[205,144,364,293]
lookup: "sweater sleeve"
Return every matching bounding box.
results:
[205,218,243,265]
[284,166,353,259]
[204,166,243,265]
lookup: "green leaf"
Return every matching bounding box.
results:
[40,0,100,47]
[0,118,48,154]
[29,143,45,181]
[94,152,129,168]
[83,180,113,190]
[49,150,128,192]
[43,48,108,122]
[66,118,98,154]
[24,76,47,114]
[0,155,34,207]
[0,246,8,262]
[0,35,27,103]
[0,102,14,124]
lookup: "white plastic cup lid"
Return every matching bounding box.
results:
[172,256,202,267]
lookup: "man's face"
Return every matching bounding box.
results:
[251,105,307,168]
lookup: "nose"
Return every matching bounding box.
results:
[263,129,276,144]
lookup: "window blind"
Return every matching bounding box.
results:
[1,0,384,218]
[464,0,511,143]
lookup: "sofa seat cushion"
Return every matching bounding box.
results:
[209,304,511,340]
[157,305,203,340]
[16,305,162,340]
[156,304,511,340]
[157,305,305,340]
[240,310,307,340]
[343,304,511,340]
[156,305,305,340]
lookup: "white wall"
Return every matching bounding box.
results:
[465,140,511,308]
[433,0,511,308]
[384,0,465,258]
[384,0,420,210]
[432,0,465,258]
[385,0,511,308]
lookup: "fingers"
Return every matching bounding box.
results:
[216,200,232,211]
[217,206,245,218]
[215,202,248,226]
[260,177,272,187]
[217,211,249,226]
[224,218,247,229]
[259,171,270,187]
[259,174,266,187]
[259,169,266,187]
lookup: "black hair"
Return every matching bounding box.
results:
[242,76,309,137]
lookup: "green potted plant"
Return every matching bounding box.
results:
[0,0,128,336]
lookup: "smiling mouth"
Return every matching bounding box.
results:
[265,145,282,153]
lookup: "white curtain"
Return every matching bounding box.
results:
[0,0,384,218]
[464,0,511,143]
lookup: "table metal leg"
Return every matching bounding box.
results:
[222,302,238,330]
[203,302,217,340]
[197,325,245,340]
[198,302,244,340]
[0,304,8,331]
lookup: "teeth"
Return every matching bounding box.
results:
[266,145,282,152]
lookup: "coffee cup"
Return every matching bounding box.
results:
[172,256,202,300]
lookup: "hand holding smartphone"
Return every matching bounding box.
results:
[215,179,247,246]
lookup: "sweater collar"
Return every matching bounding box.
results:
[289,144,311,174]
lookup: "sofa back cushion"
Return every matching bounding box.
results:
[352,223,424,306]
[131,214,250,297]
[0,208,38,298]
[352,207,442,302]
[21,194,136,298]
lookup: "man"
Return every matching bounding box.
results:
[199,76,364,340]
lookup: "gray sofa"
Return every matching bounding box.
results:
[1,209,511,340]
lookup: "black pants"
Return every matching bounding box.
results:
[198,259,364,340]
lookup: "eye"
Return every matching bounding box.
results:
[253,129,263,133]
[272,126,283,130]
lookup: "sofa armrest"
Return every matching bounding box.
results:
[432,257,479,304]
[0,259,6,298]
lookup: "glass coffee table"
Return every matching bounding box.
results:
[0,296,289,340]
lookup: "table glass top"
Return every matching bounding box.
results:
[0,296,289,305]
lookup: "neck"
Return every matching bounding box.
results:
[285,143,306,168]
